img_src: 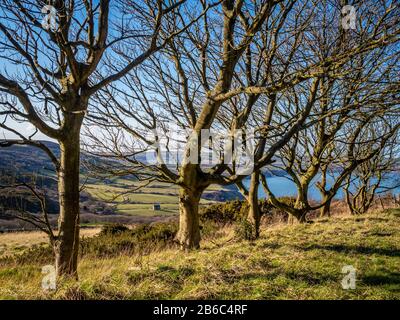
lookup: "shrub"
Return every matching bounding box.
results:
[199,200,247,224]
[0,244,53,266]
[234,218,256,241]
[99,223,129,236]
[263,197,297,224]
[134,222,178,242]
[80,222,179,258]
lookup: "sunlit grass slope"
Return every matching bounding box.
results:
[0,209,399,299]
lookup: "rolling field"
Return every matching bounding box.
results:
[85,180,224,217]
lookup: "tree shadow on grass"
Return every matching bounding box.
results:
[228,270,400,294]
[227,269,338,286]
[355,217,389,222]
[299,244,400,257]
[284,270,338,285]
[361,272,400,293]
[362,272,400,286]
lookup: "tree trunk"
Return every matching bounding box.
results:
[293,185,308,223]
[297,211,307,223]
[176,187,202,250]
[247,171,261,239]
[287,214,295,225]
[288,211,307,224]
[54,127,81,278]
[320,195,332,217]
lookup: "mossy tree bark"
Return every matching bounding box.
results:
[247,171,261,239]
[319,194,332,217]
[54,114,83,278]
[176,186,203,250]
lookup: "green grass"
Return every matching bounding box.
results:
[85,182,179,216]
[116,204,179,216]
[1,209,399,299]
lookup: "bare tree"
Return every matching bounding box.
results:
[345,124,400,215]
[257,0,400,224]
[236,0,400,234]
[85,0,399,247]
[0,0,197,277]
[0,174,55,238]
[265,110,399,222]
[235,79,320,237]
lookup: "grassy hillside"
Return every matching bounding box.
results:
[0,208,399,300]
[0,229,100,259]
